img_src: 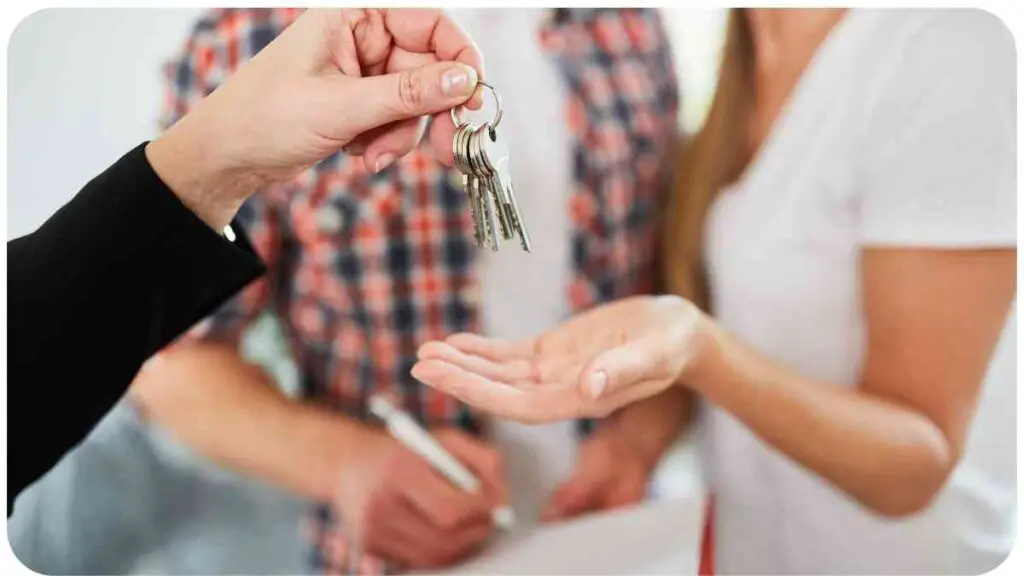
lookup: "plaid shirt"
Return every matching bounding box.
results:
[163,8,678,574]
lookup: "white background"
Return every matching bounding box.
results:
[7,9,206,239]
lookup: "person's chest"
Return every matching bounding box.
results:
[273,9,678,421]
[704,77,868,388]
[278,8,677,315]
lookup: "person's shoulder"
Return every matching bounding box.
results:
[850,9,1013,115]
[871,9,1014,76]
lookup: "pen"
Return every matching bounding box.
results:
[368,394,516,531]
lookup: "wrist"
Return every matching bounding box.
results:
[145,117,261,231]
[321,420,392,502]
[678,313,728,396]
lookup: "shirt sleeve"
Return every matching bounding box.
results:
[857,9,1016,248]
[161,10,286,348]
[7,144,266,514]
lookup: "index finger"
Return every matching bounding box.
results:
[412,359,585,424]
[444,333,536,362]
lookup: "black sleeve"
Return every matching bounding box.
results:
[6,142,266,515]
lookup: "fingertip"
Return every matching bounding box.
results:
[416,340,446,360]
[411,358,458,381]
[409,360,433,381]
[446,332,481,348]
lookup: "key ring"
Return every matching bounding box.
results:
[450,81,503,130]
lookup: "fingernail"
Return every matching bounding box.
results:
[586,370,608,399]
[410,362,428,380]
[374,153,396,173]
[441,64,478,97]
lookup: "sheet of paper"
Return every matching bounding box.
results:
[420,496,706,575]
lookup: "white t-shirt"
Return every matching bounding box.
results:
[447,8,579,530]
[702,9,1015,575]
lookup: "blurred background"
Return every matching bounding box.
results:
[6,8,728,574]
[7,8,726,239]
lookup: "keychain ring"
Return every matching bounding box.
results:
[450,81,503,130]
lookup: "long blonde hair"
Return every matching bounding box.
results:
[662,9,755,311]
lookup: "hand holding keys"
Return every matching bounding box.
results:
[451,82,532,252]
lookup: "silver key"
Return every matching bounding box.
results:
[471,124,513,242]
[475,134,516,242]
[453,122,483,247]
[481,124,531,252]
[466,125,499,251]
[449,81,530,253]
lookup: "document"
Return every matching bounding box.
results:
[422,495,706,575]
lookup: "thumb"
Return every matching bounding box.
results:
[341,62,478,135]
[579,339,661,401]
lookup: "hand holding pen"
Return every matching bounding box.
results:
[330,395,511,571]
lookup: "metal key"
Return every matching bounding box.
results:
[453,122,484,247]
[466,125,499,251]
[449,81,530,252]
[457,121,487,248]
[471,124,513,242]
[475,130,516,242]
[480,124,531,252]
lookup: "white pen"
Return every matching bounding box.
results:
[368,394,516,531]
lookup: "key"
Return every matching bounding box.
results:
[467,126,499,251]
[474,134,516,244]
[472,124,513,241]
[448,80,530,253]
[456,120,487,247]
[453,122,482,247]
[457,122,490,249]
[481,124,531,252]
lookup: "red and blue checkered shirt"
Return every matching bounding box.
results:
[163,8,679,574]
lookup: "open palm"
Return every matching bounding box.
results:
[412,295,707,423]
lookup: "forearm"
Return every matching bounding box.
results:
[130,342,371,502]
[6,146,265,513]
[608,387,694,469]
[689,324,954,517]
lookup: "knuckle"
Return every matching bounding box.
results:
[397,70,426,112]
